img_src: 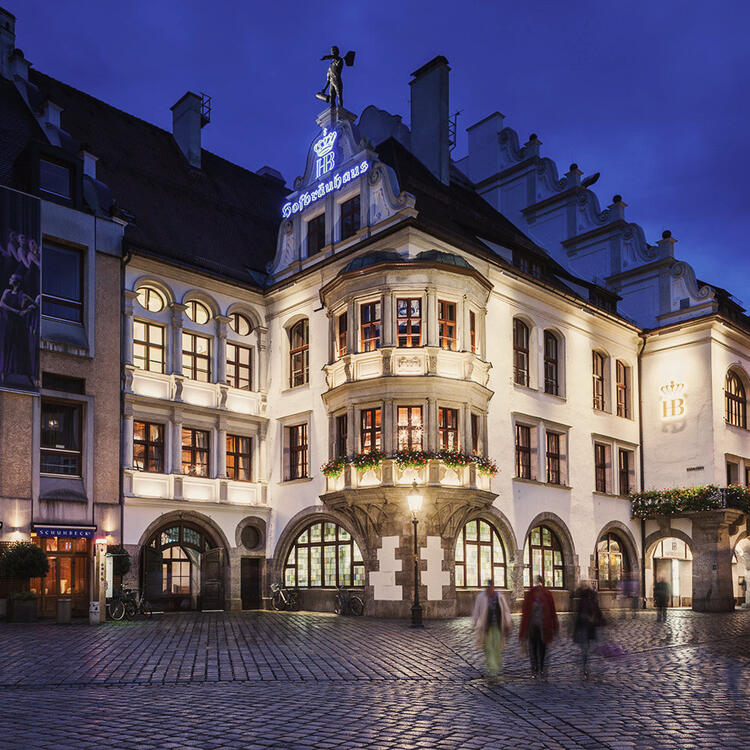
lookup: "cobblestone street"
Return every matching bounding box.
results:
[1,609,749,749]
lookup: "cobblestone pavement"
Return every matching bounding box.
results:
[1,609,749,749]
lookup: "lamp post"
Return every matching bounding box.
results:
[407,481,423,627]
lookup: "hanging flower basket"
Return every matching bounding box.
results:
[321,455,347,478]
[393,450,433,470]
[350,450,385,472]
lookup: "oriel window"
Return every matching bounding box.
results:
[307,213,326,256]
[133,320,165,373]
[397,298,422,348]
[360,301,381,351]
[226,342,252,390]
[181,428,209,477]
[337,312,348,358]
[360,408,381,452]
[133,420,164,473]
[469,310,477,354]
[592,351,605,410]
[544,331,558,395]
[340,195,360,240]
[438,407,458,451]
[182,332,211,382]
[397,406,423,451]
[515,424,531,479]
[335,414,348,456]
[289,320,309,387]
[471,413,480,453]
[226,435,252,481]
[438,300,457,351]
[288,424,308,480]
[513,319,529,386]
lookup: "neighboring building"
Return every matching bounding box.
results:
[1,9,747,618]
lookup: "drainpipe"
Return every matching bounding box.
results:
[637,333,647,608]
[119,246,132,560]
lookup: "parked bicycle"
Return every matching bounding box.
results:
[271,582,300,611]
[334,586,364,616]
[107,586,152,620]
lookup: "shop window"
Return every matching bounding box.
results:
[545,431,562,485]
[455,519,506,589]
[181,428,209,477]
[340,195,360,240]
[226,434,252,481]
[335,414,348,456]
[40,400,82,476]
[438,407,458,450]
[592,351,606,410]
[619,448,634,495]
[337,312,348,357]
[42,243,83,323]
[136,285,166,313]
[523,525,564,588]
[284,521,364,588]
[397,298,422,347]
[515,424,532,479]
[307,213,326,255]
[616,360,630,418]
[360,301,381,351]
[543,331,559,395]
[30,536,89,617]
[469,310,477,354]
[133,420,164,473]
[513,319,529,386]
[229,312,252,336]
[133,320,165,373]
[725,371,746,428]
[360,408,381,452]
[597,533,628,590]
[227,342,252,390]
[185,300,210,325]
[397,406,423,450]
[182,332,211,382]
[438,300,457,351]
[289,320,309,387]
[286,424,308,480]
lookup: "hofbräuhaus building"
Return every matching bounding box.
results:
[1,11,748,617]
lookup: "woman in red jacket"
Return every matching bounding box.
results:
[519,575,559,679]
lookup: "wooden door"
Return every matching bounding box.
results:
[241,558,261,609]
[201,547,225,611]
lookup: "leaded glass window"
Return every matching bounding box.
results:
[597,533,628,590]
[523,525,564,589]
[455,520,506,588]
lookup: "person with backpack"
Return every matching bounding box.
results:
[472,579,512,684]
[573,582,605,679]
[519,575,559,680]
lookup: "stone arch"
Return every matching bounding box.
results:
[181,288,221,319]
[137,509,231,554]
[132,275,175,307]
[522,512,577,591]
[590,520,641,584]
[644,528,693,559]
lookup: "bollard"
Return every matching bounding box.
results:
[57,598,72,624]
[89,600,100,625]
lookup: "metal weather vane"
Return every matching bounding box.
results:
[316,45,356,110]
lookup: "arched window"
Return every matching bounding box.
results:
[543,331,558,395]
[725,371,746,428]
[229,312,252,336]
[513,319,529,386]
[592,351,605,410]
[136,285,166,313]
[596,532,629,590]
[616,360,629,418]
[185,300,211,325]
[284,521,364,588]
[523,525,564,588]
[289,320,309,387]
[455,519,507,588]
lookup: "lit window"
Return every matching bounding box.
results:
[229,313,252,336]
[438,407,458,450]
[397,406,423,451]
[181,428,209,477]
[725,371,746,428]
[544,331,558,395]
[470,310,477,354]
[185,300,210,324]
[523,525,564,588]
[226,435,252,481]
[340,195,360,240]
[289,320,309,387]
[360,408,381,452]
[455,519,506,588]
[133,320,165,373]
[438,300,456,351]
[616,360,629,418]
[136,286,166,313]
[592,351,605,410]
[287,424,308,480]
[337,312,348,357]
[42,244,83,322]
[226,342,252,390]
[397,298,422,347]
[41,401,82,476]
[513,319,529,386]
[515,424,531,479]
[133,421,164,473]
[284,521,364,588]
[597,533,628,590]
[182,332,211,382]
[360,302,381,351]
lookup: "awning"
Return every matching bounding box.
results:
[32,524,97,539]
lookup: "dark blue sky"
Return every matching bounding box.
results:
[16,1,750,300]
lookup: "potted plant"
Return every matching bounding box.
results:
[0,542,49,622]
[321,455,347,478]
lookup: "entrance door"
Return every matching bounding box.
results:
[201,547,225,610]
[241,558,261,609]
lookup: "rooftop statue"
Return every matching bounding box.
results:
[316,46,355,110]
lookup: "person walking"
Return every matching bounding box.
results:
[572,582,605,679]
[519,575,559,680]
[654,576,670,622]
[472,580,512,684]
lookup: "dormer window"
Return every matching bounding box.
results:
[39,158,72,199]
[340,195,360,240]
[307,214,326,256]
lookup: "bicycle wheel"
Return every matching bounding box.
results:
[124,601,137,620]
[349,597,364,616]
[108,600,125,621]
[290,594,300,612]
[271,593,283,611]
[334,596,343,616]
[141,601,153,618]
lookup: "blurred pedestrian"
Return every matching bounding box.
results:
[654,576,670,622]
[472,580,512,684]
[573,582,605,679]
[519,575,559,680]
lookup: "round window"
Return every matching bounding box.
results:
[241,525,262,550]
[185,300,210,324]
[136,286,166,313]
[229,312,252,336]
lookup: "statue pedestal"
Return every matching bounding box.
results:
[317,106,357,130]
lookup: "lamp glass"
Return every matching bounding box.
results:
[407,483,423,514]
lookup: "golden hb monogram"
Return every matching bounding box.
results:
[660,380,686,420]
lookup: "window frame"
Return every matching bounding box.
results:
[41,242,84,324]
[524,525,564,589]
[182,331,212,382]
[545,431,561,485]
[289,320,310,388]
[226,434,252,482]
[133,319,166,374]
[40,399,83,477]
[307,212,326,256]
[592,351,606,410]
[226,341,252,391]
[335,414,348,457]
[185,300,211,325]
[287,423,309,480]
[133,420,165,474]
[454,519,507,589]
[337,312,348,358]
[396,298,422,348]
[594,442,608,493]
[513,319,530,386]
[136,286,167,313]
[340,195,361,241]
[515,423,532,479]
[616,360,629,418]
[360,407,382,453]
[438,407,459,451]
[360,301,381,351]
[469,310,477,354]
[725,371,746,428]
[229,312,252,336]
[181,427,210,477]
[438,300,457,351]
[397,405,423,451]
[543,331,559,395]
[597,533,628,591]
[618,447,633,496]
[39,157,73,200]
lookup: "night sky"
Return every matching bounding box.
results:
[14,1,750,301]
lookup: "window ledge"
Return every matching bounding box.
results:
[541,390,566,402]
[513,382,537,393]
[281,384,311,395]
[724,421,749,432]
[592,491,628,499]
[512,477,571,490]
[592,407,612,415]
[281,476,314,485]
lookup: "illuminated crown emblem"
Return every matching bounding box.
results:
[660,380,685,397]
[313,128,337,157]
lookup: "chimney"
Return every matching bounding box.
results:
[170,91,206,168]
[0,7,16,80]
[409,55,450,185]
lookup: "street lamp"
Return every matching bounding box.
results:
[407,481,423,627]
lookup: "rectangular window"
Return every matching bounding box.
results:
[593,352,605,410]
[360,408,382,452]
[226,435,252,482]
[616,360,629,418]
[727,461,739,486]
[182,428,209,477]
[397,406,423,451]
[40,158,72,199]
[226,342,252,390]
[544,332,559,395]
[336,414,348,456]
[41,401,82,476]
[337,312,348,358]
[438,300,457,351]
[397,298,422,347]
[438,407,459,450]
[619,448,633,496]
[289,320,309,387]
[594,443,608,493]
[513,320,529,386]
[133,320,166,373]
[360,301,381,351]
[182,332,211,382]
[133,420,164,473]
[471,413,480,453]
[288,424,308,480]
[340,195,360,240]
[546,432,561,485]
[469,310,477,354]
[307,213,326,256]
[515,424,531,479]
[42,244,83,323]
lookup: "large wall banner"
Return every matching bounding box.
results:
[0,185,40,392]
